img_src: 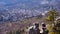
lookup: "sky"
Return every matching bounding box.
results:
[0,0,58,6]
[0,0,60,10]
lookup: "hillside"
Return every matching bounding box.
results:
[0,16,44,34]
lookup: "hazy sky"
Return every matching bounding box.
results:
[0,0,55,5]
[0,0,60,7]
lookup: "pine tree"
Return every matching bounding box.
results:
[46,7,60,34]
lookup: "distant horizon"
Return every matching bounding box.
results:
[0,0,60,7]
[0,0,60,11]
[0,0,60,22]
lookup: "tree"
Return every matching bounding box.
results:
[46,9,57,25]
[46,7,60,34]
